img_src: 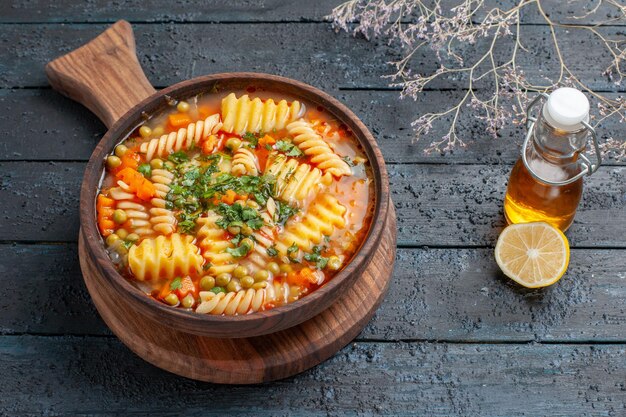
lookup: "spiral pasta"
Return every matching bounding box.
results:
[242,211,276,274]
[231,147,259,176]
[264,152,331,207]
[286,119,352,177]
[109,181,152,236]
[196,213,237,275]
[196,289,265,315]
[149,169,176,234]
[128,233,203,281]
[96,194,116,236]
[139,114,222,161]
[275,193,347,254]
[221,93,304,135]
[196,280,298,315]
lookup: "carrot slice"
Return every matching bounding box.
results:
[168,113,192,129]
[221,189,237,205]
[116,167,156,201]
[201,135,218,154]
[175,276,196,298]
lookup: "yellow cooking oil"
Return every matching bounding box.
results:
[504,159,582,231]
[503,88,597,232]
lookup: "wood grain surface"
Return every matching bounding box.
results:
[78,206,395,383]
[2,23,624,91]
[1,1,625,415]
[42,18,395,381]
[4,244,626,343]
[1,337,624,416]
[2,162,623,247]
[2,89,625,165]
[45,20,155,127]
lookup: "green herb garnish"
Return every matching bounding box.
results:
[168,151,189,164]
[267,245,278,257]
[137,163,152,178]
[275,140,304,157]
[342,156,356,167]
[242,132,259,148]
[216,202,264,231]
[170,277,182,291]
[275,200,299,224]
[177,211,199,234]
[304,246,329,270]
[226,242,252,258]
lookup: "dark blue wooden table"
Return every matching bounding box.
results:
[1,1,625,415]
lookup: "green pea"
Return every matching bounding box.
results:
[327,256,342,271]
[227,225,241,235]
[246,200,260,209]
[105,234,120,246]
[112,209,127,224]
[152,126,164,137]
[139,126,152,138]
[241,224,253,236]
[126,233,140,243]
[225,138,242,151]
[114,144,128,157]
[164,293,179,306]
[233,265,248,279]
[215,273,232,287]
[181,293,195,308]
[267,262,280,275]
[254,270,269,282]
[226,280,241,293]
[241,275,255,289]
[150,158,164,169]
[240,238,255,250]
[279,264,293,274]
[116,228,128,239]
[163,161,175,170]
[177,101,190,113]
[200,276,215,291]
[106,155,122,169]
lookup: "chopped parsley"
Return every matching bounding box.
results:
[211,286,226,294]
[287,242,300,263]
[267,245,278,257]
[275,200,299,224]
[342,156,355,167]
[215,203,264,231]
[170,277,182,291]
[287,242,299,255]
[242,132,259,148]
[137,163,152,178]
[177,211,199,234]
[275,140,304,157]
[226,241,252,258]
[304,246,329,270]
[168,151,189,164]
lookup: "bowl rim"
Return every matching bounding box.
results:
[80,72,390,334]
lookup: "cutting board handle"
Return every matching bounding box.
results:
[45,20,156,128]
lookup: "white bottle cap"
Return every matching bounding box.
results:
[542,87,590,131]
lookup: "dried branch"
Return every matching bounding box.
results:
[328,0,626,157]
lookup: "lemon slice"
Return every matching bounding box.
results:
[495,222,570,288]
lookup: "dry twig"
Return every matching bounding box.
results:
[328,0,625,157]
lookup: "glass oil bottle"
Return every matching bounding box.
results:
[504,88,602,231]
